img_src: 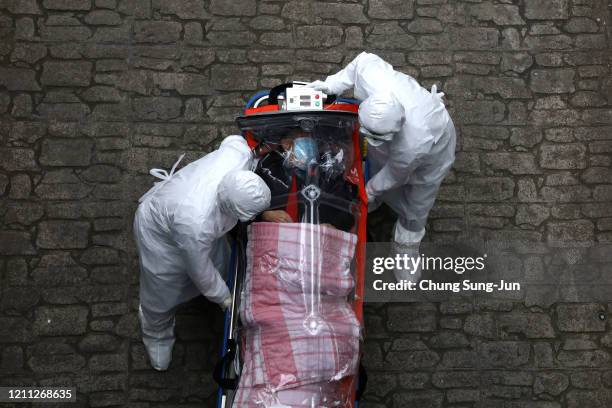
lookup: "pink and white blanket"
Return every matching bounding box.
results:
[233,222,362,408]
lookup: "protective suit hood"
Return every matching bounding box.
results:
[218,170,271,222]
[358,92,405,142]
[218,134,253,157]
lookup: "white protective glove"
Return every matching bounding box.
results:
[306,80,334,95]
[367,194,381,213]
[430,84,445,101]
[366,186,381,213]
[220,294,233,311]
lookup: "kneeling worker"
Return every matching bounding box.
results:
[133,135,271,371]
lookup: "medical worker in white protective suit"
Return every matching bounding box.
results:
[309,52,456,283]
[134,136,271,371]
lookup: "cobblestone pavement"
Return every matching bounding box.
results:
[1,0,612,407]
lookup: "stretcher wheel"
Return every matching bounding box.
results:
[213,338,239,390]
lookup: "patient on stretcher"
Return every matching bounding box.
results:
[232,130,362,407]
[254,129,358,232]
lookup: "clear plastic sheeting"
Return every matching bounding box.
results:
[245,111,360,234]
[233,222,361,408]
[231,110,364,407]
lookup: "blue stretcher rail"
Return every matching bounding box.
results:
[217,240,237,408]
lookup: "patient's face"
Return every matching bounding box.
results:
[280,128,304,152]
[280,137,293,152]
[254,129,305,158]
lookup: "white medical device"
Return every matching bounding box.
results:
[285,87,325,111]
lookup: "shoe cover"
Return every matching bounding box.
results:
[142,335,175,371]
[139,306,175,371]
[392,222,425,284]
[392,243,421,284]
[393,221,425,245]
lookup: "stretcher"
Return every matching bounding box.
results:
[214,82,368,408]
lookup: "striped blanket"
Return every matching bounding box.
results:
[233,222,361,408]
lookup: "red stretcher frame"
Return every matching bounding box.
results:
[216,98,367,408]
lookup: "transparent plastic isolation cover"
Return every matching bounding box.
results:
[233,111,363,407]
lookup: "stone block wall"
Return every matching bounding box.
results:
[0,0,611,407]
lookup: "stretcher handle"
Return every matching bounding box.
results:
[213,339,239,390]
[268,82,337,106]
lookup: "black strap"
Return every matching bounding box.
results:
[213,339,238,390]
[268,82,292,105]
[268,82,337,105]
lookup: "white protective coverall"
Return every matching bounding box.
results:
[134,135,271,371]
[310,52,456,281]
